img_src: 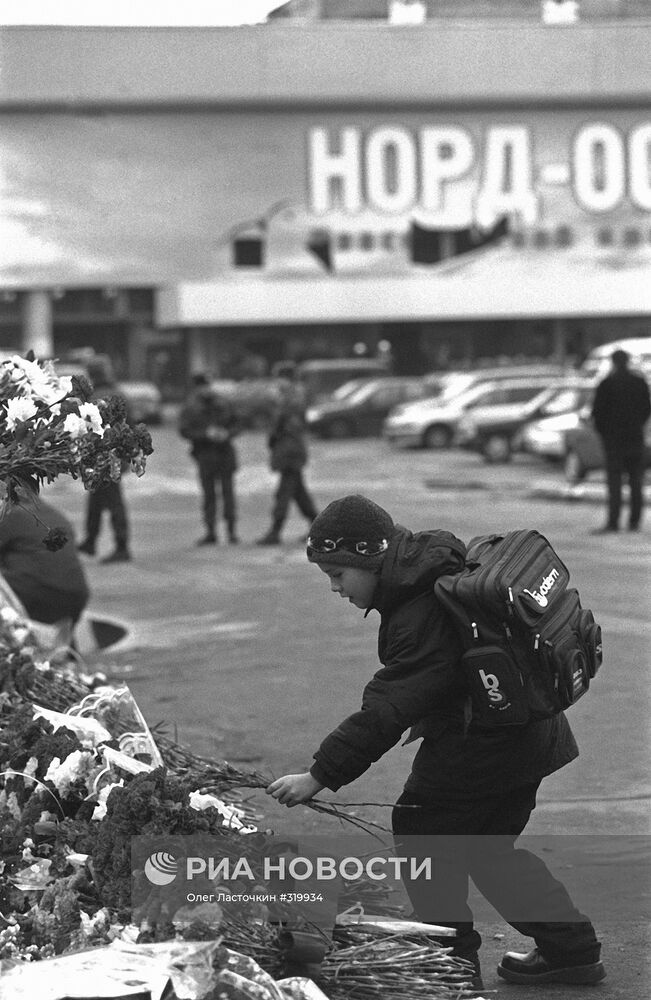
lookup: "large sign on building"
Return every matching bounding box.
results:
[1,108,650,295]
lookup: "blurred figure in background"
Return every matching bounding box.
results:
[591,348,651,534]
[77,360,132,562]
[0,494,90,638]
[257,364,318,545]
[178,373,240,545]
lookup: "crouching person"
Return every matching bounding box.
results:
[266,494,605,988]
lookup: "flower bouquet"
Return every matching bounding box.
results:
[0,353,153,547]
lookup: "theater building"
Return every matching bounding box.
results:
[0,5,650,393]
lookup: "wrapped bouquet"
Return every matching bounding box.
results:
[0,353,153,546]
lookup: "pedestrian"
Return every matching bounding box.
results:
[178,374,240,545]
[590,348,650,533]
[256,365,318,545]
[0,494,90,633]
[266,494,605,988]
[77,361,132,563]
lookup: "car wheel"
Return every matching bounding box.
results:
[482,434,512,463]
[326,418,354,439]
[564,449,586,484]
[422,424,451,449]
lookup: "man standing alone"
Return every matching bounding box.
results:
[179,374,240,545]
[257,364,318,546]
[591,349,650,533]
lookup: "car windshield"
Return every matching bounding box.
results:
[331,378,372,401]
[344,380,384,405]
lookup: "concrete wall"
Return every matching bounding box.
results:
[0,23,649,109]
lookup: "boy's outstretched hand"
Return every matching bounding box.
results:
[266,772,325,807]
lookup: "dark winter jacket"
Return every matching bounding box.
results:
[310,526,578,801]
[268,408,308,472]
[178,391,238,473]
[0,500,90,625]
[592,368,651,448]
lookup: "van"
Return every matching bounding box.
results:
[288,358,390,405]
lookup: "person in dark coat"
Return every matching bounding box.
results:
[256,366,318,545]
[77,362,132,563]
[179,374,240,545]
[0,496,89,626]
[591,349,650,533]
[267,495,604,988]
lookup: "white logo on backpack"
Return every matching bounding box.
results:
[523,567,560,608]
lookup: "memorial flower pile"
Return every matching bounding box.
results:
[0,647,485,999]
[0,353,153,546]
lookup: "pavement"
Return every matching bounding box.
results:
[43,425,650,1000]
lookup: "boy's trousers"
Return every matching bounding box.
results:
[392,782,601,965]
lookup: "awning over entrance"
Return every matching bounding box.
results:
[157,245,651,326]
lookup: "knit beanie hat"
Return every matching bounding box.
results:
[306,495,395,570]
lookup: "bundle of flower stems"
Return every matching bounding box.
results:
[152,725,392,838]
[320,926,485,1000]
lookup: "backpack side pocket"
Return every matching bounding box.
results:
[577,608,603,679]
[461,645,530,727]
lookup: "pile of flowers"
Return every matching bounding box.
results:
[0,353,153,546]
[0,617,484,999]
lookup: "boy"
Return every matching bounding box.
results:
[267,494,605,987]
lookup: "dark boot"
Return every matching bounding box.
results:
[227,523,240,544]
[196,531,217,546]
[77,539,96,556]
[100,548,131,564]
[256,529,281,546]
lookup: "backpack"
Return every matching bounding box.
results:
[434,530,603,727]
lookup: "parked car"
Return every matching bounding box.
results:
[563,409,651,483]
[281,358,390,406]
[420,363,570,403]
[306,376,427,438]
[580,336,651,381]
[383,374,564,450]
[219,377,283,429]
[455,379,593,462]
[516,384,596,461]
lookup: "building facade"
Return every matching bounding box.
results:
[0,13,650,393]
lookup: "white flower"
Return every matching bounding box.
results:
[44,750,96,797]
[189,790,257,833]
[62,413,89,439]
[4,396,38,429]
[91,779,124,821]
[0,607,21,625]
[78,402,105,435]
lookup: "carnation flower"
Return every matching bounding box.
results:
[61,413,90,439]
[5,396,38,430]
[42,528,69,552]
[78,402,105,436]
[44,750,97,798]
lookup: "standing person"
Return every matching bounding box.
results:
[591,349,651,533]
[267,495,605,988]
[256,365,318,545]
[0,494,90,630]
[178,374,240,545]
[77,361,132,563]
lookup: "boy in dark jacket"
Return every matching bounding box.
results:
[267,494,605,987]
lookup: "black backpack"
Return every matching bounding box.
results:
[434,530,603,727]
